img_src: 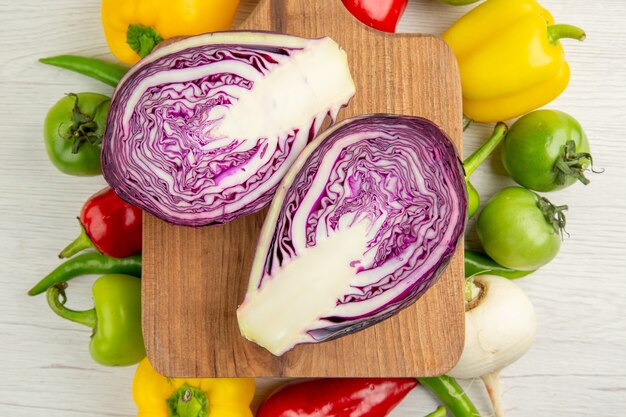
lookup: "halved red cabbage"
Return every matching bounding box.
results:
[237,115,467,355]
[102,32,355,226]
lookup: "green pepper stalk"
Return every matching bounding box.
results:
[464,250,534,279]
[46,275,146,366]
[39,55,128,87]
[547,24,587,45]
[28,253,141,296]
[418,376,481,417]
[463,123,508,218]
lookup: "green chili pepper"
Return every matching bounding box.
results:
[464,122,508,219]
[39,55,128,87]
[465,250,535,279]
[418,376,481,417]
[28,253,141,296]
[46,275,145,366]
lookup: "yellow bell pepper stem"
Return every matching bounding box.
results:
[167,384,208,417]
[127,24,163,58]
[132,358,255,417]
[548,24,586,44]
[102,0,240,65]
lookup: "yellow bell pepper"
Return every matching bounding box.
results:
[442,0,585,122]
[102,0,240,65]
[132,358,255,417]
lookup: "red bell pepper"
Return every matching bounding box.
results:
[256,378,417,417]
[341,0,408,33]
[60,187,142,259]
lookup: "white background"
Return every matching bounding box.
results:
[1,0,625,415]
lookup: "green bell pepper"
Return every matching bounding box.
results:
[46,275,146,366]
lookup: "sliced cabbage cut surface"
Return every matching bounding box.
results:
[237,114,468,356]
[102,32,355,226]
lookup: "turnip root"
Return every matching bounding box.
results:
[449,274,536,417]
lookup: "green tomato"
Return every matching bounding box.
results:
[477,187,566,271]
[502,110,591,192]
[44,93,110,176]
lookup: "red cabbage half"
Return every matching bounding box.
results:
[237,114,467,355]
[102,32,355,226]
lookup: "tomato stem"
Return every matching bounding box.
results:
[553,140,599,186]
[537,196,568,238]
[61,93,109,153]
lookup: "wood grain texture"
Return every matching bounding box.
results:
[143,0,464,377]
[2,0,626,415]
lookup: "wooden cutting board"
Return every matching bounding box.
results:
[142,0,464,378]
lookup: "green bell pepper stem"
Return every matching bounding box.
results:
[425,406,447,417]
[28,253,142,296]
[46,283,97,328]
[418,376,481,417]
[39,55,128,87]
[167,384,209,417]
[59,225,97,258]
[547,24,586,45]
[464,250,535,279]
[463,122,508,218]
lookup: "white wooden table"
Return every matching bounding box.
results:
[1,0,625,415]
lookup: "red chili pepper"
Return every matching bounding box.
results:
[256,378,418,417]
[60,187,142,259]
[341,0,408,33]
